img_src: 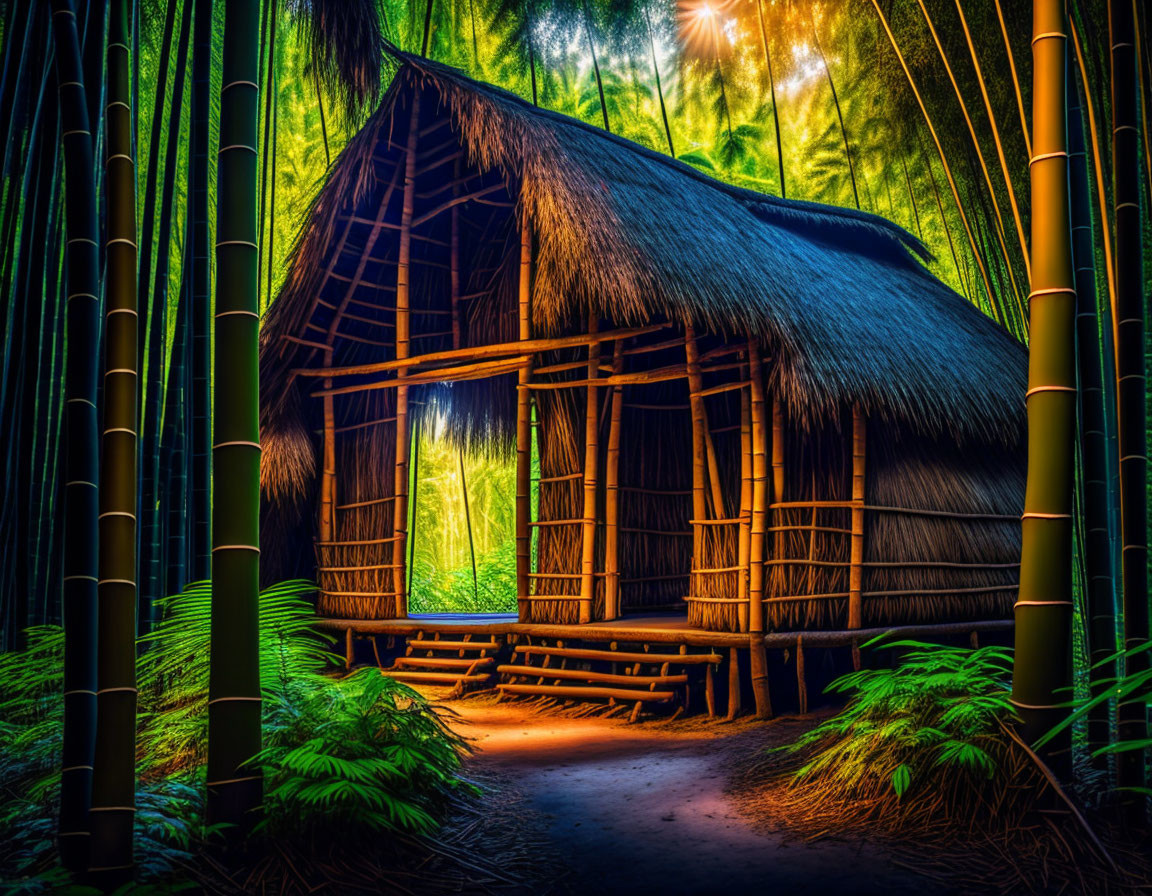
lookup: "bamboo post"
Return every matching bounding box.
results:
[737,384,752,632]
[391,93,420,618]
[515,224,533,620]
[579,316,601,624]
[748,340,771,718]
[848,404,866,633]
[725,647,741,720]
[685,326,708,599]
[449,158,461,351]
[684,325,726,516]
[604,341,624,620]
[771,399,785,564]
[319,349,337,545]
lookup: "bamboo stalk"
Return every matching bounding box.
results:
[1110,0,1148,811]
[737,386,751,632]
[685,325,708,598]
[516,224,533,619]
[90,0,138,873]
[391,94,421,618]
[748,341,771,719]
[450,159,461,350]
[848,405,866,630]
[579,317,601,625]
[51,0,100,867]
[205,0,261,839]
[319,354,336,544]
[604,342,624,621]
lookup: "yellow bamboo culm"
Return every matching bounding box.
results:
[737,382,752,632]
[515,223,533,620]
[604,342,624,620]
[748,340,772,719]
[579,316,601,624]
[392,94,420,617]
[685,324,708,599]
[1011,0,1076,761]
[848,404,866,631]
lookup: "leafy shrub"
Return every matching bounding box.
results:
[1,579,472,887]
[781,640,1015,811]
[259,669,471,837]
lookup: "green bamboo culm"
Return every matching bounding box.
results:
[1068,60,1118,775]
[1011,0,1075,776]
[1109,0,1148,817]
[50,0,100,872]
[207,0,263,831]
[89,0,139,878]
[190,0,214,581]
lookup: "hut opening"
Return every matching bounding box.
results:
[260,52,1028,640]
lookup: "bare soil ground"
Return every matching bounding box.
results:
[447,697,949,896]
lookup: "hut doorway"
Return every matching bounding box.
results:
[406,409,519,615]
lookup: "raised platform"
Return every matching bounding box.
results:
[316,613,1014,650]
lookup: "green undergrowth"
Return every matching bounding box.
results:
[0,581,471,891]
[767,639,1021,836]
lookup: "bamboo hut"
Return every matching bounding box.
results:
[260,52,1027,642]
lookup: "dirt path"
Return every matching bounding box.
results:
[448,699,946,896]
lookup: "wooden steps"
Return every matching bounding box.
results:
[496,638,721,721]
[497,684,677,702]
[497,664,688,687]
[378,630,504,695]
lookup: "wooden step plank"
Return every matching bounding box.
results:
[512,645,721,665]
[496,683,676,701]
[497,664,688,686]
[382,670,493,684]
[394,656,495,670]
[407,638,502,651]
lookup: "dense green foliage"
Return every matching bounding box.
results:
[0,583,469,888]
[784,640,1015,801]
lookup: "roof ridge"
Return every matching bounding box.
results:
[389,48,930,262]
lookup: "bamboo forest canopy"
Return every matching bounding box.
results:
[263,51,1028,456]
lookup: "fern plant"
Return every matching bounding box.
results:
[258,669,472,837]
[783,639,1015,801]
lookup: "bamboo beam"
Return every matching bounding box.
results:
[848,405,866,632]
[391,94,420,618]
[604,342,625,621]
[311,356,529,397]
[515,224,533,619]
[579,317,602,625]
[292,324,667,379]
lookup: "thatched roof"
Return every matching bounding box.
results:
[261,51,1026,455]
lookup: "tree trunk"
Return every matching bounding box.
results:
[89,0,138,877]
[1011,0,1075,776]
[207,0,263,831]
